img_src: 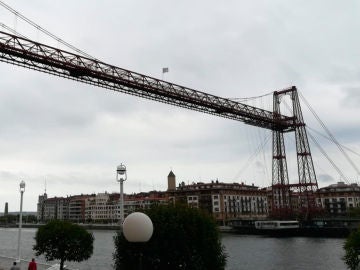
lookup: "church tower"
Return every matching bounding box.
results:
[167,170,176,191]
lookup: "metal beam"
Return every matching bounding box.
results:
[0,31,294,131]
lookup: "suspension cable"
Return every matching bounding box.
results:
[228,91,273,102]
[307,126,360,158]
[308,130,350,183]
[233,133,271,181]
[299,91,360,175]
[0,0,96,60]
[0,22,28,39]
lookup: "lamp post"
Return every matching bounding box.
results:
[17,180,25,263]
[123,212,153,270]
[116,163,127,225]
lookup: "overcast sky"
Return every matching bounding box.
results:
[0,0,359,211]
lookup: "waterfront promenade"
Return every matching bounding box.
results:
[0,257,52,270]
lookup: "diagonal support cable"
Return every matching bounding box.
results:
[0,0,96,59]
[299,91,360,175]
[308,131,350,183]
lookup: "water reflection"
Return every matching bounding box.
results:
[221,234,346,270]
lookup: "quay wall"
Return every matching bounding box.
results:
[2,217,360,237]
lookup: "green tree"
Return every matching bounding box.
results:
[348,207,360,218]
[343,229,360,270]
[25,214,38,223]
[114,204,227,270]
[33,220,94,270]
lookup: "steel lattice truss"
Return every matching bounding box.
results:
[0,31,294,131]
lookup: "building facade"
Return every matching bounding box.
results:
[37,173,360,223]
[317,182,360,216]
[167,173,268,224]
[37,193,95,222]
[38,190,168,223]
[85,192,119,222]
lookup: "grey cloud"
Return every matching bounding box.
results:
[318,174,335,184]
[342,87,360,108]
[0,170,19,182]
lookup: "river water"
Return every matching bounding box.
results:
[0,228,346,269]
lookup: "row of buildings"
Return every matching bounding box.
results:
[37,171,360,224]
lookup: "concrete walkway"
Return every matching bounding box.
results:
[0,257,51,270]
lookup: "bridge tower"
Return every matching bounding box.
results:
[272,87,319,219]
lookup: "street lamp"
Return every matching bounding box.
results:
[17,180,25,264]
[123,212,153,270]
[116,163,127,225]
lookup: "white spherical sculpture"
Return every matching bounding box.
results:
[123,212,153,242]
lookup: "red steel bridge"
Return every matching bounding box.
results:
[0,31,319,219]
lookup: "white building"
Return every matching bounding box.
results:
[85,192,119,222]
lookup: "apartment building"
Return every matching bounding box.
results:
[38,190,168,223]
[125,191,168,214]
[167,172,268,224]
[37,193,95,222]
[85,192,119,222]
[317,181,360,216]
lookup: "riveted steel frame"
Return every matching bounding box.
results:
[272,87,319,219]
[0,31,293,131]
[271,92,292,218]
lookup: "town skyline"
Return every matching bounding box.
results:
[3,171,264,212]
[1,173,353,213]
